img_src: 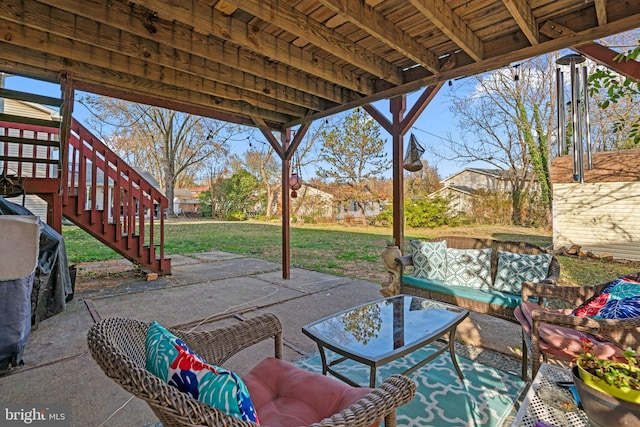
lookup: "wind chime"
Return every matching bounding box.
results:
[556,53,593,183]
[289,153,302,198]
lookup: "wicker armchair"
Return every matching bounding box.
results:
[517,272,640,381]
[87,313,416,427]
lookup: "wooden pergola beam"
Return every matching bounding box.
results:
[0,41,293,125]
[37,0,356,108]
[316,0,440,73]
[223,0,404,86]
[502,0,539,46]
[540,20,640,82]
[128,0,375,94]
[0,8,311,119]
[408,0,484,61]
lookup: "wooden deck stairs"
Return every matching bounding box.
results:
[0,87,171,275]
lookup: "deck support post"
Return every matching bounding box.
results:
[255,119,310,279]
[364,83,443,252]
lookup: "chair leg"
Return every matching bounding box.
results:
[521,332,529,381]
[384,413,396,427]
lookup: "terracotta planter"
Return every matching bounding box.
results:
[572,366,640,427]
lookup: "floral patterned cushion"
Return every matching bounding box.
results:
[493,251,553,294]
[410,240,447,280]
[444,248,492,290]
[573,277,640,319]
[145,321,259,423]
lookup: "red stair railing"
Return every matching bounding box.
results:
[0,118,170,274]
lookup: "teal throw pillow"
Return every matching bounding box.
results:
[410,240,447,280]
[493,251,552,294]
[445,248,492,290]
[145,321,259,423]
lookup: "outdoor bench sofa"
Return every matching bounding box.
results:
[394,236,560,323]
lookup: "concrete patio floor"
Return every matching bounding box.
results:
[0,251,525,426]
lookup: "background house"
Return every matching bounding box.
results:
[291,184,335,221]
[552,149,640,261]
[1,98,60,219]
[172,188,203,215]
[429,168,537,214]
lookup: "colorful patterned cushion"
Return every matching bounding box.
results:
[444,248,492,290]
[573,277,640,319]
[493,251,553,294]
[145,321,259,423]
[410,240,447,280]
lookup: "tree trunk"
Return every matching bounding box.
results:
[358,203,368,226]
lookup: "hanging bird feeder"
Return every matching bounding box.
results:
[289,172,302,198]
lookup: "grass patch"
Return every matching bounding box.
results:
[63,219,639,286]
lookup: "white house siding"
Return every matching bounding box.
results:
[443,170,502,191]
[553,182,640,260]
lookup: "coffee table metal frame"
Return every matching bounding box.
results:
[302,295,469,388]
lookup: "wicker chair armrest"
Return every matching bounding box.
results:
[395,254,413,267]
[532,310,640,339]
[172,313,283,366]
[310,374,416,427]
[521,281,606,306]
[394,254,413,279]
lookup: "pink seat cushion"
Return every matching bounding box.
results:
[516,301,625,361]
[243,357,381,427]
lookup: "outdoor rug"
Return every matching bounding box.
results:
[294,346,526,427]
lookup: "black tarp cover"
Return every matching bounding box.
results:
[0,196,74,326]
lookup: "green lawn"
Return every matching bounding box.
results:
[63,219,640,286]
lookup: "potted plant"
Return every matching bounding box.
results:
[571,338,640,426]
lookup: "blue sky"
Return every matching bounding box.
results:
[3,73,472,181]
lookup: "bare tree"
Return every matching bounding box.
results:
[442,55,557,224]
[83,96,235,214]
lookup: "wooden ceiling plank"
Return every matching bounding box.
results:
[213,1,237,16]
[408,0,485,61]
[223,0,404,85]
[501,0,539,45]
[0,42,289,126]
[594,0,608,25]
[0,20,306,120]
[33,0,348,109]
[316,0,440,73]
[128,0,374,94]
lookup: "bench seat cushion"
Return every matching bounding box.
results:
[402,275,522,309]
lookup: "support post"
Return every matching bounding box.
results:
[59,73,74,200]
[254,120,310,279]
[40,193,63,234]
[281,129,291,279]
[365,83,444,253]
[390,96,405,251]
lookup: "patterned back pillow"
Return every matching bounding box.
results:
[445,248,492,290]
[493,251,553,294]
[145,321,260,423]
[573,277,640,319]
[410,240,447,280]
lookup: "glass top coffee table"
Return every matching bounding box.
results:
[302,294,469,387]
